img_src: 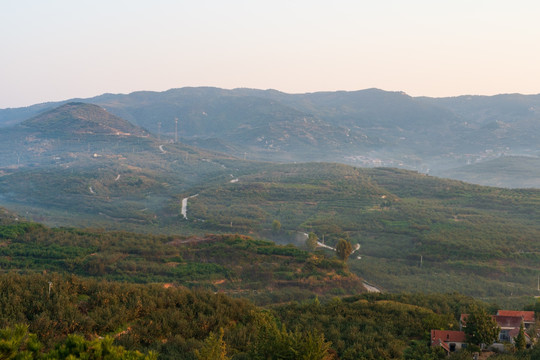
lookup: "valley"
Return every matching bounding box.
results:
[0,92,539,359]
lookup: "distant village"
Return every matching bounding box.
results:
[431,309,537,356]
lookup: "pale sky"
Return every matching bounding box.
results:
[1,0,540,108]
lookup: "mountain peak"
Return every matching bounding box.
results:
[21,102,148,137]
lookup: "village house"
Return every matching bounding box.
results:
[496,310,535,330]
[457,310,534,351]
[431,330,467,354]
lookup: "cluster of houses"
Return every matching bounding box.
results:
[431,310,536,355]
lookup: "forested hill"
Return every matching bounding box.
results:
[0,221,365,304]
[0,273,497,360]
[1,87,539,187]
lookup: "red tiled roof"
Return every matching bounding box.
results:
[497,310,535,323]
[431,330,466,345]
[437,339,450,352]
[494,315,523,329]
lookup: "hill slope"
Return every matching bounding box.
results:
[177,162,540,306]
[21,102,148,137]
[0,103,262,231]
[0,222,365,304]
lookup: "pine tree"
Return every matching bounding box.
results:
[514,322,526,351]
[195,328,229,360]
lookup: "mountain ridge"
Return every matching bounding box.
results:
[1,87,539,188]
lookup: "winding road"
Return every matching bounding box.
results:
[362,282,381,293]
[181,194,199,219]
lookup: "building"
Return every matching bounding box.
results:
[460,310,534,351]
[431,330,467,354]
[496,310,535,329]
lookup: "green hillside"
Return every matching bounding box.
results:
[178,163,540,306]
[0,218,364,304]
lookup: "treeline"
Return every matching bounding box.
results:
[0,273,522,360]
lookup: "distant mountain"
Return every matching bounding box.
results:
[21,102,149,137]
[1,87,539,187]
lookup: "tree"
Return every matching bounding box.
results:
[195,328,229,360]
[335,239,352,261]
[0,324,42,360]
[249,312,333,360]
[514,322,526,351]
[306,232,318,251]
[272,220,281,233]
[48,334,158,359]
[463,305,500,349]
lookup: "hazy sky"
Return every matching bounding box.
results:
[2,0,540,108]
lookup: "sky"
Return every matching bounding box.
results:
[1,0,540,108]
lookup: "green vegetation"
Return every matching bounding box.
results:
[179,163,540,306]
[335,239,352,261]
[514,323,526,351]
[463,305,500,348]
[0,273,519,360]
[1,91,540,359]
[0,220,363,304]
[1,101,539,307]
[1,158,540,306]
[306,232,318,251]
[0,324,157,359]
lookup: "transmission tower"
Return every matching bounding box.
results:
[175,117,178,143]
